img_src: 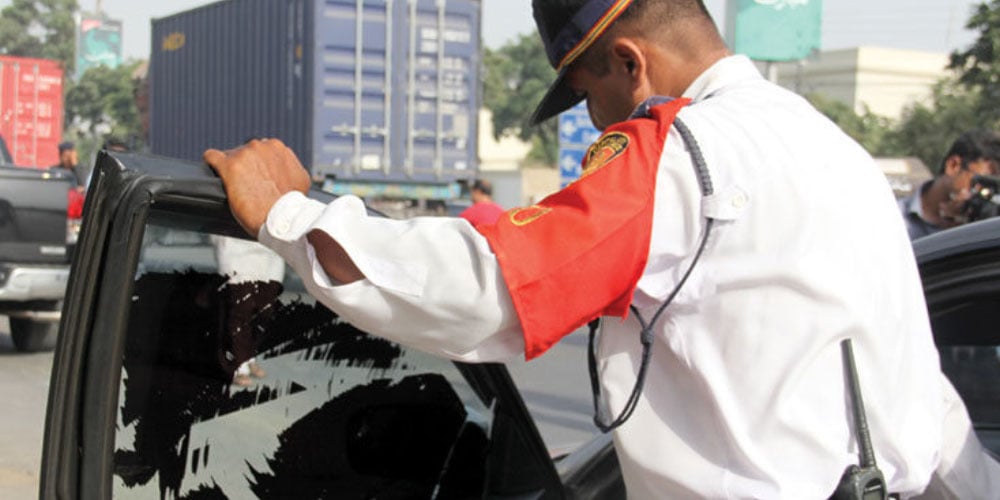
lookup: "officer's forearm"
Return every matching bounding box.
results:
[306,229,366,284]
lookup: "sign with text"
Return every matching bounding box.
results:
[77,17,123,77]
[558,102,600,188]
[725,0,822,61]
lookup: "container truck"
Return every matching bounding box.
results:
[149,0,481,201]
[0,55,65,169]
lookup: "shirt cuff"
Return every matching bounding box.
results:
[258,191,327,244]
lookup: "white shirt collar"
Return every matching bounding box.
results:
[682,54,763,102]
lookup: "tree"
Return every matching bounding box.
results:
[64,61,145,153]
[482,34,559,165]
[949,0,1000,124]
[884,79,987,174]
[807,78,985,174]
[0,0,78,73]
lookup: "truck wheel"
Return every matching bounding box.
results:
[9,318,58,352]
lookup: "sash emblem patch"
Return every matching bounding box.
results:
[582,131,630,177]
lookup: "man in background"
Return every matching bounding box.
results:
[459,178,504,226]
[899,129,1000,239]
[50,141,82,188]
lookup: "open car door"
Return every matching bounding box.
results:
[915,217,1000,457]
[40,151,596,499]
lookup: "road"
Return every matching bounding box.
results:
[506,327,599,454]
[0,317,53,500]
[0,315,597,499]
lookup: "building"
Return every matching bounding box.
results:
[770,46,950,119]
[476,109,559,208]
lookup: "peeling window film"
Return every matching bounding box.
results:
[113,223,494,499]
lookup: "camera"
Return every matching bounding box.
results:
[962,175,1000,223]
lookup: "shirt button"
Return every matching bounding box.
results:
[276,220,292,235]
[731,193,747,209]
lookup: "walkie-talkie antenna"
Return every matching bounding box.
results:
[841,339,877,469]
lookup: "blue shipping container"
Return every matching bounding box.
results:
[150,0,481,184]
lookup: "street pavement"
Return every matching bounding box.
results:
[0,317,53,500]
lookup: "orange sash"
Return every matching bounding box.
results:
[479,99,689,359]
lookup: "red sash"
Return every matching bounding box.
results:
[479,99,689,359]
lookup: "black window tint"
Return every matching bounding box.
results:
[931,293,1000,428]
[112,216,495,499]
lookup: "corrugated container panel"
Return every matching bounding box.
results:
[151,0,480,185]
[150,0,311,163]
[0,56,64,168]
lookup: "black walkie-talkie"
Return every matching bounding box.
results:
[830,339,889,500]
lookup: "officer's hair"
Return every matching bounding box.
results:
[578,0,720,76]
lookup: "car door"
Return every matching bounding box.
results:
[914,217,1000,457]
[40,151,587,499]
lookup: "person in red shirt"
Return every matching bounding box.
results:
[459,178,505,226]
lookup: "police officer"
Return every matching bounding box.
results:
[206,0,998,497]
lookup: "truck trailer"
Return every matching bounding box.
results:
[0,55,65,169]
[150,0,481,200]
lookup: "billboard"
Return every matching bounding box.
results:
[725,0,822,61]
[77,16,123,77]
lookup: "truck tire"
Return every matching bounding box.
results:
[10,318,57,352]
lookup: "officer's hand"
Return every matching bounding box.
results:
[204,138,311,237]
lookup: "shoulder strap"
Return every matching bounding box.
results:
[589,116,717,432]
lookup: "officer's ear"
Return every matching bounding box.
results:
[609,38,647,84]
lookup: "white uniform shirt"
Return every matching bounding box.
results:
[259,56,993,498]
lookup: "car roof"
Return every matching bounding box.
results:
[913,217,1000,266]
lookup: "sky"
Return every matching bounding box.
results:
[0,0,986,60]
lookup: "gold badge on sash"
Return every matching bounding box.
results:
[581,132,630,178]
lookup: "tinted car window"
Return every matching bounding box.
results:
[918,232,1000,456]
[113,212,497,498]
[929,292,1000,450]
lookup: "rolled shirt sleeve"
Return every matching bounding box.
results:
[258,191,525,362]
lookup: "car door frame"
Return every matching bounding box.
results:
[40,151,573,499]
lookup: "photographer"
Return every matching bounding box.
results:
[899,129,1000,240]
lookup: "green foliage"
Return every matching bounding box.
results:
[809,0,1000,174]
[884,79,988,174]
[949,0,1000,123]
[64,61,145,154]
[0,0,78,73]
[482,34,559,165]
[809,77,989,175]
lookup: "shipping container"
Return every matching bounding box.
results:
[150,0,481,188]
[0,56,65,169]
